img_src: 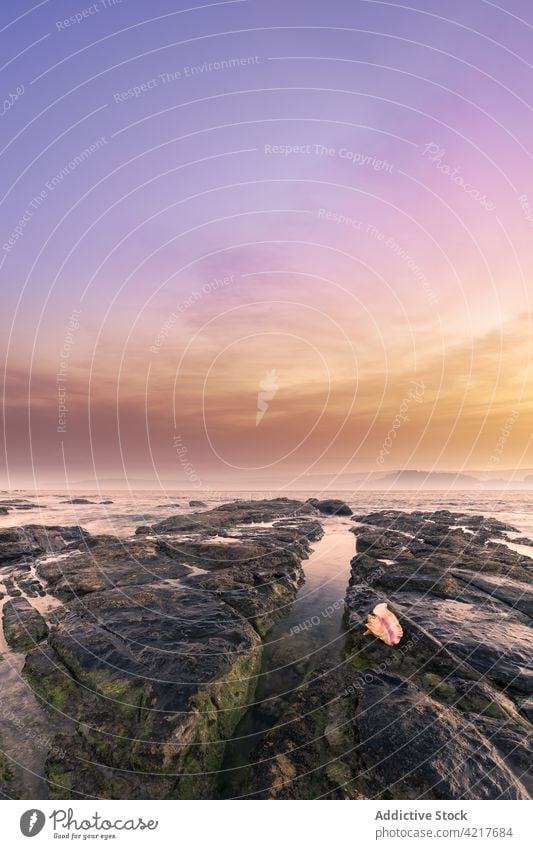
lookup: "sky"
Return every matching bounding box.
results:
[1,0,532,489]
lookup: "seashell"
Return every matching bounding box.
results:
[364,602,403,646]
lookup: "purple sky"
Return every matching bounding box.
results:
[1,0,532,488]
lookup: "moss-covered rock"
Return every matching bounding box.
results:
[2,598,48,651]
[26,581,263,798]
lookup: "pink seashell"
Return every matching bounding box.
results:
[364,602,403,646]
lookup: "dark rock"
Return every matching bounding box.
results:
[11,501,527,801]
[189,500,207,507]
[353,509,517,535]
[2,598,48,651]
[0,529,42,564]
[356,672,528,799]
[0,744,15,794]
[60,498,97,505]
[245,658,530,800]
[450,568,533,618]
[395,593,532,695]
[519,696,533,723]
[343,510,533,789]
[474,717,533,796]
[307,498,352,516]
[20,500,325,799]
[185,520,323,636]
[36,536,192,600]
[25,583,262,799]
[0,499,40,510]
[244,507,532,801]
[0,525,90,566]
[140,498,318,537]
[349,510,533,698]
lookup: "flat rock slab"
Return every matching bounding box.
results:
[24,581,262,799]
[0,525,89,566]
[357,672,528,799]
[2,598,48,651]
[48,583,260,714]
[36,536,192,600]
[138,498,318,537]
[450,568,533,618]
[13,500,324,798]
[395,593,533,696]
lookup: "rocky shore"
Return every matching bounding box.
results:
[1,499,323,798]
[244,509,532,800]
[1,501,531,800]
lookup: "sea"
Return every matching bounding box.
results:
[1,489,533,538]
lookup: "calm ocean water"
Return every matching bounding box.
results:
[1,489,533,537]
